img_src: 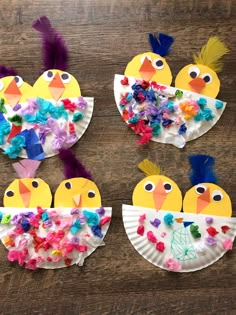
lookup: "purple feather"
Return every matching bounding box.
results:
[0,65,17,78]
[59,148,92,180]
[32,16,68,71]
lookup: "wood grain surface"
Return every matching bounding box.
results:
[0,0,235,314]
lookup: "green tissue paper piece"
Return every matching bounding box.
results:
[72,112,84,122]
[1,214,11,224]
[8,115,23,126]
[190,224,201,238]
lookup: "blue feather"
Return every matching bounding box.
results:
[189,155,217,185]
[148,33,174,56]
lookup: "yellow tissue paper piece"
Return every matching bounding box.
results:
[132,175,182,211]
[183,183,232,217]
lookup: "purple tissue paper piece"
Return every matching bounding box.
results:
[150,218,161,228]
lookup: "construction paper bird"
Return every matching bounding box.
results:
[54,148,102,208]
[122,157,235,272]
[124,33,174,85]
[175,37,229,98]
[0,70,35,107]
[132,159,182,212]
[32,16,81,101]
[3,159,52,208]
[0,150,112,270]
[183,154,232,217]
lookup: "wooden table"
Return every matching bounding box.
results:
[0,1,235,314]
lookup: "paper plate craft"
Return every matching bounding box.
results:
[0,150,112,269]
[0,16,93,160]
[175,36,230,98]
[114,73,227,147]
[122,158,236,272]
[124,33,174,86]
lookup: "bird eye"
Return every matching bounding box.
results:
[144,181,155,192]
[60,72,71,83]
[195,184,207,194]
[43,70,54,82]
[140,55,152,64]
[14,76,24,87]
[202,73,212,84]
[163,182,172,193]
[152,58,164,70]
[88,190,96,198]
[32,180,39,188]
[188,66,200,79]
[212,190,223,202]
[0,80,4,91]
[5,190,14,197]
[65,182,72,189]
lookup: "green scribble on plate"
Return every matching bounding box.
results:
[171,227,198,261]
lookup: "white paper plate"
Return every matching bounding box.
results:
[123,204,236,272]
[0,97,94,159]
[0,206,111,269]
[114,74,226,148]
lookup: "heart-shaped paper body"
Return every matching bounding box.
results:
[0,206,112,269]
[122,205,236,272]
[114,74,226,148]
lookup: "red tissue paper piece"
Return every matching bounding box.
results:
[121,76,129,85]
[138,214,146,223]
[122,109,129,121]
[206,226,219,237]
[221,225,230,234]
[147,231,157,243]
[137,225,144,236]
[61,99,77,112]
[156,241,165,252]
[100,216,111,226]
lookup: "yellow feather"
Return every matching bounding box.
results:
[137,159,161,176]
[193,36,230,73]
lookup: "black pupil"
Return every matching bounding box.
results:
[197,187,205,194]
[203,75,210,83]
[190,71,197,78]
[6,191,14,197]
[164,183,171,191]
[213,195,221,201]
[156,60,163,67]
[145,183,153,191]
[65,182,71,189]
[47,71,53,78]
[32,181,39,188]
[88,191,95,198]
[14,76,19,83]
[61,73,69,80]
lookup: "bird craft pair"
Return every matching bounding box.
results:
[0,154,235,272]
[0,16,234,272]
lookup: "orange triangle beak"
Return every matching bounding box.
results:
[153,179,167,210]
[189,77,206,93]
[4,78,22,106]
[196,188,210,214]
[19,180,31,208]
[48,72,65,100]
[139,57,156,81]
[73,194,82,207]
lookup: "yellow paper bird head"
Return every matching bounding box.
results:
[183,183,232,217]
[3,160,52,208]
[124,33,174,85]
[183,155,232,217]
[33,69,81,101]
[54,148,102,208]
[54,177,102,208]
[132,159,182,211]
[0,76,35,106]
[175,37,229,98]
